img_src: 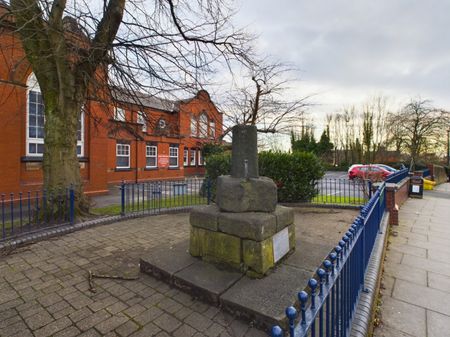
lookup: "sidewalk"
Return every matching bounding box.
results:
[374,183,450,337]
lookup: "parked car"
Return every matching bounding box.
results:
[347,164,362,173]
[348,165,392,180]
[374,164,397,173]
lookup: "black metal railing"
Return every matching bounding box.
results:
[120,178,211,215]
[312,179,369,206]
[1,187,74,241]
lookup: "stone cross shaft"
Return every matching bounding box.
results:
[231,125,259,179]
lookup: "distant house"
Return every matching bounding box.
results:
[0,11,222,195]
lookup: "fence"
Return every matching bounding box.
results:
[312,179,369,207]
[271,182,386,337]
[1,187,75,242]
[385,168,409,184]
[120,178,211,215]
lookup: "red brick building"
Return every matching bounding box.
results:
[0,21,222,195]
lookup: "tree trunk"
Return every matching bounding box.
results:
[42,93,87,213]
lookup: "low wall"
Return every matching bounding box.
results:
[385,177,410,226]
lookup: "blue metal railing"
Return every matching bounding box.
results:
[120,178,211,215]
[385,168,409,184]
[422,168,430,178]
[1,187,75,241]
[271,183,386,337]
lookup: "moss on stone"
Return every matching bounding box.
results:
[243,238,275,276]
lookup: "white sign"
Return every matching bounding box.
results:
[273,227,290,263]
[412,185,420,193]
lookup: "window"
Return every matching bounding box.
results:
[115,107,125,121]
[116,143,130,169]
[169,145,179,168]
[137,111,147,132]
[209,120,216,139]
[27,74,45,156]
[146,145,157,168]
[183,149,189,166]
[199,113,208,138]
[190,149,196,166]
[77,110,84,156]
[26,73,84,157]
[190,116,197,137]
[198,150,204,166]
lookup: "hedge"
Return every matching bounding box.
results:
[203,151,325,202]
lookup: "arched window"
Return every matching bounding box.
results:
[26,72,84,157]
[209,120,216,139]
[190,115,197,137]
[199,113,208,138]
[26,73,45,156]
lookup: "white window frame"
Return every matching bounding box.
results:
[137,111,147,132]
[115,107,125,121]
[26,73,45,156]
[116,143,130,169]
[183,149,189,167]
[190,116,197,137]
[198,150,204,166]
[77,110,85,157]
[145,145,157,168]
[199,113,208,138]
[169,146,179,168]
[190,148,196,166]
[26,72,84,157]
[210,120,216,139]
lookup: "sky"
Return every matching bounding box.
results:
[232,0,450,133]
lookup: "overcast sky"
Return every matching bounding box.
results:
[233,0,450,131]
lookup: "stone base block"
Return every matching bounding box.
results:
[243,224,296,276]
[274,205,295,231]
[190,205,220,231]
[218,212,276,241]
[216,176,277,213]
[189,227,242,269]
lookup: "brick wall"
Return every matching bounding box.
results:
[0,26,222,195]
[385,177,410,226]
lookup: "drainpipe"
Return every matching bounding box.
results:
[135,137,139,184]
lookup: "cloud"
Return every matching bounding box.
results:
[233,0,450,116]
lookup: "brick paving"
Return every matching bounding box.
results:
[374,183,450,337]
[0,213,266,337]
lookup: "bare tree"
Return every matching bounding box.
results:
[0,0,251,211]
[220,59,312,137]
[395,99,449,167]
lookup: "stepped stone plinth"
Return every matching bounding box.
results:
[189,125,296,277]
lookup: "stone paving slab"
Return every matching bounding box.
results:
[374,183,450,337]
[220,264,311,329]
[173,260,244,304]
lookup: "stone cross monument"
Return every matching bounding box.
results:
[189,125,296,277]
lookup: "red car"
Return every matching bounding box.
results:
[348,165,392,180]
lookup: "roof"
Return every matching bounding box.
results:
[111,87,183,113]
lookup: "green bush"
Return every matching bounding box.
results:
[201,153,231,199]
[259,151,325,202]
[203,151,325,202]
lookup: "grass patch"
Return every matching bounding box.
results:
[311,194,366,205]
[91,194,208,216]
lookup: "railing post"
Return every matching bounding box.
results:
[271,326,283,337]
[69,186,75,225]
[367,180,372,199]
[286,306,297,337]
[121,180,125,216]
[206,178,212,205]
[298,291,308,326]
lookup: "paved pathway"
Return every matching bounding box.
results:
[374,183,450,337]
[0,213,266,337]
